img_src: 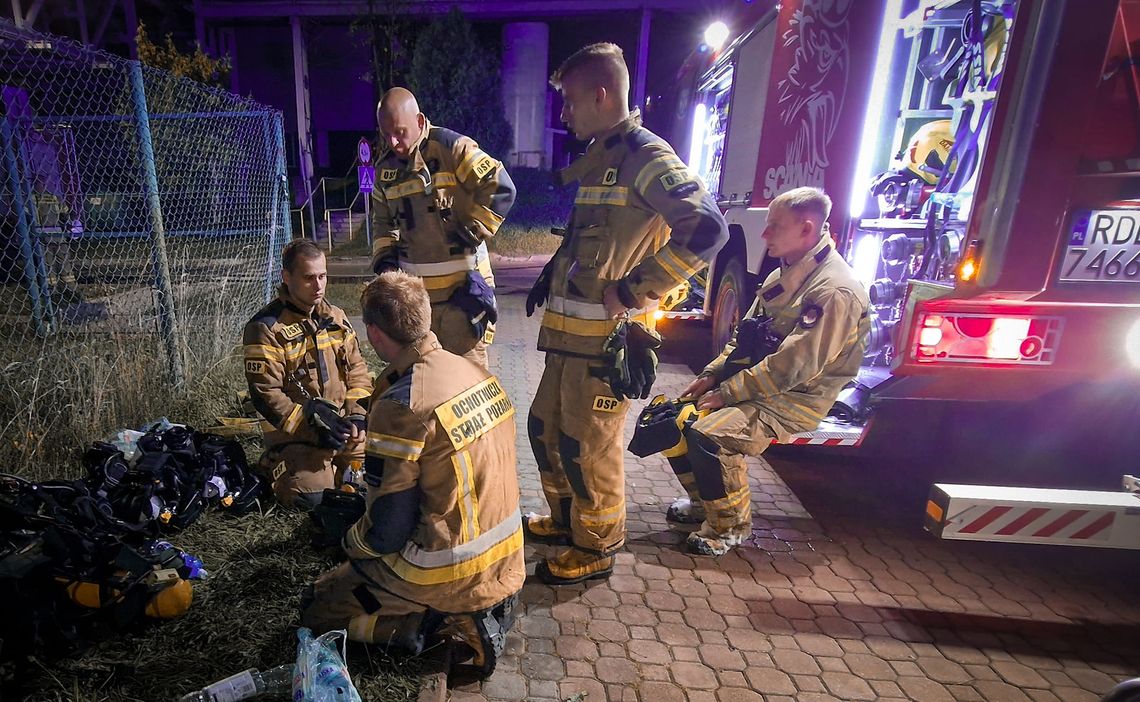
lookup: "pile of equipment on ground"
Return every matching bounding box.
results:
[0,420,264,665]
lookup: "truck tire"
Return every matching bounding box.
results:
[711,257,747,357]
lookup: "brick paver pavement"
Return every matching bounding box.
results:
[425,268,1140,701]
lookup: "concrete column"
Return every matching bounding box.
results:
[291,15,315,210]
[501,22,549,168]
[633,8,652,111]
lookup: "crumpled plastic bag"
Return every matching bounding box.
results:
[293,627,362,702]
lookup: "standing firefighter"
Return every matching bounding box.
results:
[243,240,372,508]
[370,87,516,370]
[301,271,524,678]
[672,187,870,555]
[524,43,729,585]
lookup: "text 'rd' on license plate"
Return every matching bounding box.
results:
[1062,209,1140,282]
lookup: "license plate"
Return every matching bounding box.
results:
[1061,209,1140,282]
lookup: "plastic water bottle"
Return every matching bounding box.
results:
[176,663,294,701]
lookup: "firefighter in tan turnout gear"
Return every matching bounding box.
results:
[671,187,870,556]
[370,87,516,370]
[243,240,372,509]
[301,271,524,678]
[524,43,729,585]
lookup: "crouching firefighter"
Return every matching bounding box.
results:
[301,271,525,678]
[522,42,729,585]
[660,187,869,556]
[243,240,372,509]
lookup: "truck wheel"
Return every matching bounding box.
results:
[711,258,746,356]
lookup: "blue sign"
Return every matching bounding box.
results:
[359,165,375,193]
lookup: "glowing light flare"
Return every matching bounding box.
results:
[959,257,978,281]
[986,317,1031,360]
[918,327,943,347]
[704,22,730,51]
[1125,319,1140,369]
[852,235,882,289]
[688,102,707,172]
[849,0,904,217]
[653,310,665,321]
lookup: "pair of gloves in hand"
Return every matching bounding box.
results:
[303,398,365,451]
[449,270,498,341]
[596,320,663,402]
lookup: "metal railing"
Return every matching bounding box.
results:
[290,160,367,250]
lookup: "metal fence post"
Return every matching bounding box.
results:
[1,116,54,336]
[261,111,279,304]
[274,113,292,267]
[129,61,185,387]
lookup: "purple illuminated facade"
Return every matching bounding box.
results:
[191,0,756,200]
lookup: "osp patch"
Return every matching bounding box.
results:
[592,395,621,413]
[245,360,267,374]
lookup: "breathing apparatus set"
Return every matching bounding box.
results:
[0,421,262,665]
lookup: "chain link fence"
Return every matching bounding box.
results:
[0,20,289,472]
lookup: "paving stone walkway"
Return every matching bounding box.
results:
[436,286,1140,702]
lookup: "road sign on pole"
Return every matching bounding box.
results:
[358,137,372,165]
[358,165,375,193]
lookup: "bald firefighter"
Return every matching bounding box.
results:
[370,87,516,370]
[670,187,870,556]
[301,271,524,678]
[243,240,372,509]
[523,43,729,585]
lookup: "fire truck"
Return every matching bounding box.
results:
[659,0,1140,549]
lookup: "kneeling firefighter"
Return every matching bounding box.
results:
[632,187,869,557]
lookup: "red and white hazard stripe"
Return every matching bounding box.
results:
[786,435,861,446]
[948,505,1115,543]
[661,310,705,321]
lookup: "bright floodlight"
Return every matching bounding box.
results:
[704,22,730,51]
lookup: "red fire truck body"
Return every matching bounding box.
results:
[662,0,1140,547]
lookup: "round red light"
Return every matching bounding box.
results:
[1019,336,1042,358]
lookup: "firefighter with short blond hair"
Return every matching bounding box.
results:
[301,271,524,678]
[669,187,870,556]
[370,87,515,370]
[242,239,372,509]
[523,42,729,585]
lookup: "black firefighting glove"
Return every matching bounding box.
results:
[526,257,556,317]
[303,398,353,450]
[625,321,663,400]
[592,321,630,400]
[449,270,498,340]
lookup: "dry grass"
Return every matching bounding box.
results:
[3,315,417,700]
[487,223,561,257]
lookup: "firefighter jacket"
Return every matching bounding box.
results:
[537,111,728,358]
[342,332,525,614]
[370,119,516,304]
[242,286,372,448]
[703,236,871,438]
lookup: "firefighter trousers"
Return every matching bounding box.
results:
[431,301,489,371]
[669,401,779,538]
[528,353,630,554]
[259,439,363,508]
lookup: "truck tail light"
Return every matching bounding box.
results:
[912,312,1063,365]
